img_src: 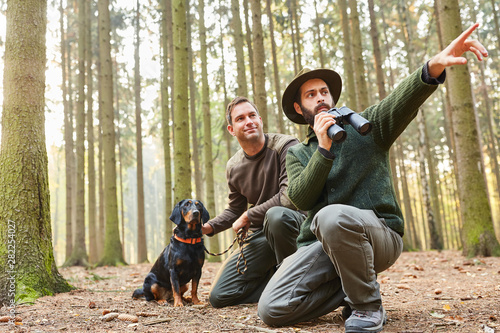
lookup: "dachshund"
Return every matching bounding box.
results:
[132,199,209,306]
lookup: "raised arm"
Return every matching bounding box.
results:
[427,23,488,78]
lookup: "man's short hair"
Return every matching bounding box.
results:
[226,96,259,126]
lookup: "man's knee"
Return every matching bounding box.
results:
[257,298,288,327]
[264,207,301,235]
[208,290,228,308]
[312,204,363,241]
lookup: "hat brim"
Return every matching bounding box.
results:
[282,69,342,125]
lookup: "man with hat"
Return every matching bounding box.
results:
[258,23,487,332]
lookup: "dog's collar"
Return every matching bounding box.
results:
[174,234,202,244]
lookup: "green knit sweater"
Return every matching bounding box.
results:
[284,66,440,248]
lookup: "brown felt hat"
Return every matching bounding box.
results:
[282,68,342,124]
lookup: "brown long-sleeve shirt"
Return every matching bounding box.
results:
[207,133,298,235]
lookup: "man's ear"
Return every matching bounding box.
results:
[294,102,303,115]
[227,124,235,136]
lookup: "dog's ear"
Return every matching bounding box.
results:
[170,200,184,225]
[200,202,210,224]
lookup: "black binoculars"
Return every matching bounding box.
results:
[324,106,372,143]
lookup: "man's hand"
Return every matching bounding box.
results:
[232,211,250,237]
[428,23,488,78]
[314,112,336,150]
[202,223,214,235]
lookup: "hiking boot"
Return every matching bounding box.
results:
[344,306,386,332]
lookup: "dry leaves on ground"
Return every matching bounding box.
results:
[1,250,499,332]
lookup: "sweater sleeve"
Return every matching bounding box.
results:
[362,66,439,150]
[205,162,247,236]
[286,147,333,211]
[246,139,297,226]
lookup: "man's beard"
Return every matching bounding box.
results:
[299,102,332,127]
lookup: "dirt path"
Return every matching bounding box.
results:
[1,250,499,332]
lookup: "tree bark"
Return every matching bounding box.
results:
[0,0,73,304]
[60,0,74,261]
[199,0,219,257]
[135,0,148,264]
[86,0,98,264]
[338,0,356,109]
[266,0,284,133]
[66,0,89,267]
[97,0,126,266]
[348,0,369,111]
[172,0,192,202]
[161,0,173,243]
[436,0,500,256]
[231,0,248,97]
[250,0,268,132]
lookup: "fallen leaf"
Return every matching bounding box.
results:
[443,304,451,311]
[430,311,445,318]
[396,284,411,290]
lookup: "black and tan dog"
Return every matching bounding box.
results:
[132,199,209,306]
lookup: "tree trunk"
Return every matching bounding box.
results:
[187,0,202,200]
[400,0,442,250]
[199,0,219,257]
[60,0,74,261]
[135,0,148,264]
[161,0,173,243]
[172,0,192,202]
[0,0,73,305]
[436,0,500,256]
[86,0,98,264]
[266,0,284,133]
[313,0,324,68]
[367,0,386,100]
[338,0,356,109]
[250,0,268,132]
[243,0,255,99]
[97,0,126,266]
[291,0,302,71]
[348,0,369,111]
[66,0,89,267]
[231,0,248,97]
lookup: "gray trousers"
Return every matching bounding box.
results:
[208,207,304,308]
[258,204,403,326]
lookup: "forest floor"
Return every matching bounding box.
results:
[1,250,499,333]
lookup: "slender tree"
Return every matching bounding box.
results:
[135,0,148,264]
[172,0,192,202]
[348,0,369,110]
[187,0,202,200]
[243,0,255,98]
[250,0,268,131]
[0,0,72,304]
[60,0,74,260]
[266,0,285,133]
[161,0,173,242]
[339,0,356,109]
[231,0,248,97]
[66,0,89,267]
[199,0,219,257]
[435,2,500,256]
[87,0,98,264]
[97,0,126,266]
[400,0,442,250]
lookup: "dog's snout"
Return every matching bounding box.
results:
[192,210,200,217]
